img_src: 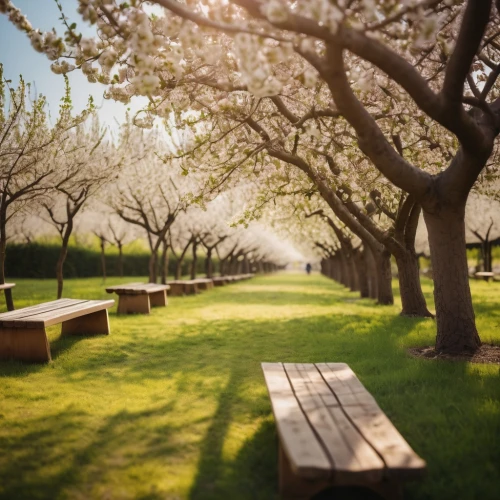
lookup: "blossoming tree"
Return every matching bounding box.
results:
[5,0,500,352]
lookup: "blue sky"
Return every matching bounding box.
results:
[0,0,143,129]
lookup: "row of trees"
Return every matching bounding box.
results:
[1,70,295,307]
[3,0,500,353]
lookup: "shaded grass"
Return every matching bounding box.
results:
[0,273,499,500]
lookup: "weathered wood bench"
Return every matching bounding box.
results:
[191,278,214,291]
[167,280,200,296]
[212,277,229,286]
[262,363,426,500]
[105,283,169,314]
[474,271,495,282]
[0,298,114,363]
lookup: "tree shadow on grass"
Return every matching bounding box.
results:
[0,401,178,500]
[1,284,499,499]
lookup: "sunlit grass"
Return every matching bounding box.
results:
[0,273,499,500]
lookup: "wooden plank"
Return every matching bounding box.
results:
[284,364,384,483]
[0,299,81,325]
[106,283,169,294]
[316,363,426,479]
[0,326,51,362]
[16,300,115,328]
[341,404,426,479]
[0,283,15,290]
[262,362,332,479]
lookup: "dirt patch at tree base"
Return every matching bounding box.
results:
[408,344,500,365]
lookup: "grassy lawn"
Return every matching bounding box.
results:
[0,273,499,500]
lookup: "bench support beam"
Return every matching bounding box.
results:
[62,309,110,335]
[0,327,51,363]
[117,295,151,315]
[279,443,404,500]
[149,290,167,307]
[279,444,328,500]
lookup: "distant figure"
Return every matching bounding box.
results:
[306,263,312,275]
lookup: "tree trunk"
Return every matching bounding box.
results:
[395,251,433,317]
[338,250,349,287]
[347,255,359,292]
[365,247,379,300]
[160,239,169,284]
[56,222,74,300]
[118,244,124,278]
[374,249,393,305]
[206,248,213,278]
[0,218,14,310]
[148,249,157,283]
[355,248,370,298]
[100,239,107,282]
[424,207,480,353]
[484,238,492,272]
[175,240,191,280]
[190,240,198,280]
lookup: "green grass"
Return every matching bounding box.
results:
[0,273,499,500]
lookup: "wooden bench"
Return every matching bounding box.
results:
[106,283,169,314]
[191,278,214,291]
[0,298,114,363]
[474,271,494,282]
[212,277,229,287]
[262,363,426,500]
[167,280,198,296]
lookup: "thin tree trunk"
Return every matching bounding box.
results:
[0,217,14,310]
[56,221,74,299]
[118,244,124,277]
[206,247,213,278]
[190,239,198,280]
[347,254,359,292]
[160,239,168,284]
[395,251,433,317]
[355,248,370,298]
[100,238,107,282]
[175,239,192,280]
[375,249,393,305]
[148,249,157,283]
[424,208,480,353]
[365,247,379,300]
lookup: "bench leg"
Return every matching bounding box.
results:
[62,309,110,335]
[169,285,184,296]
[117,294,151,314]
[149,290,167,307]
[0,327,51,363]
[279,444,327,500]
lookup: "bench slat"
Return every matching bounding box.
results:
[1,299,114,328]
[26,300,115,328]
[317,363,426,479]
[284,364,385,482]
[106,283,170,294]
[262,363,332,479]
[0,283,15,290]
[0,299,81,324]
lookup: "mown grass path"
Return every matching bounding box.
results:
[0,273,499,500]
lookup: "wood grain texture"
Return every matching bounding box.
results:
[0,299,114,328]
[106,283,170,295]
[117,294,151,315]
[261,363,332,479]
[0,326,51,363]
[262,361,426,499]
